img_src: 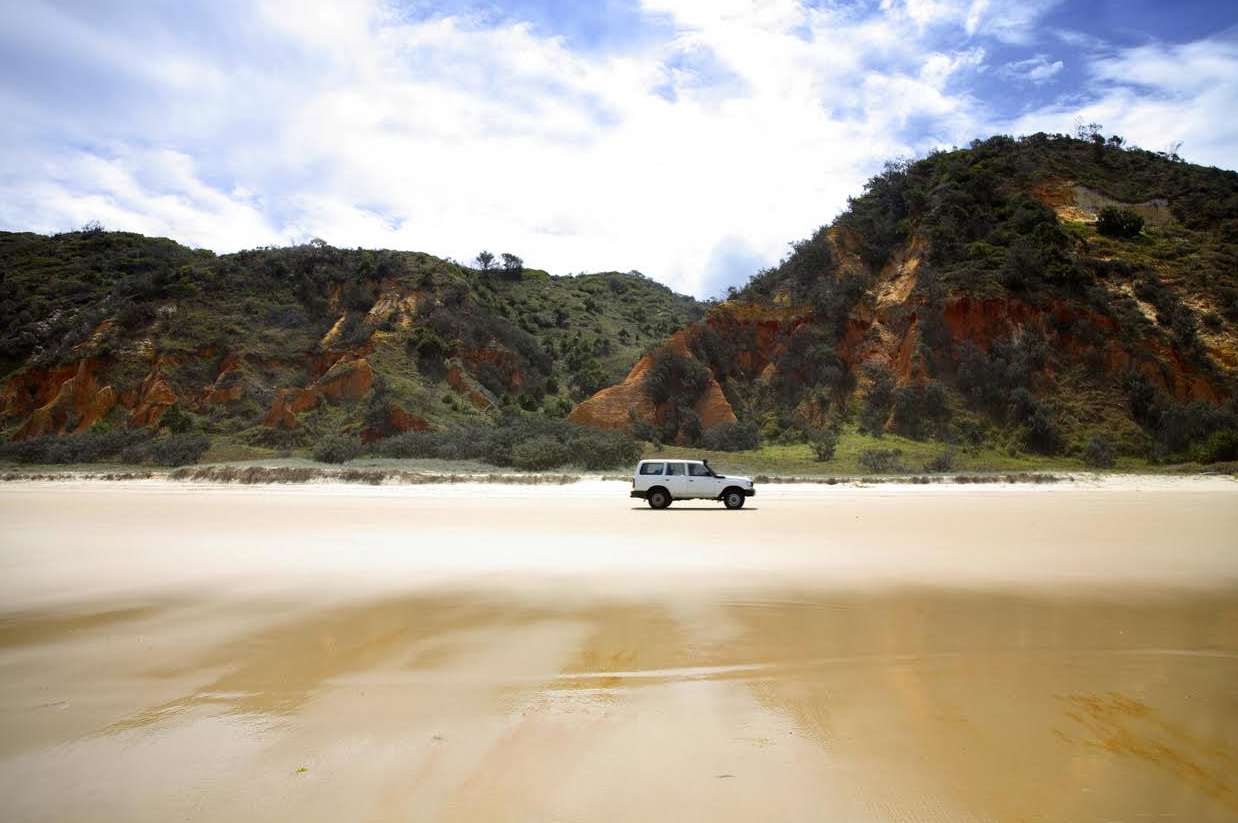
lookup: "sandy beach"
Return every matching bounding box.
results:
[1,477,1236,821]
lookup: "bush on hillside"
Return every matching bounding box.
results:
[922,447,957,473]
[700,420,761,452]
[373,414,641,471]
[858,364,895,435]
[643,347,711,407]
[313,433,362,464]
[160,404,195,434]
[147,433,210,466]
[509,436,569,470]
[1081,434,1117,468]
[810,427,839,461]
[890,380,951,440]
[1192,429,1238,464]
[1008,388,1061,454]
[568,429,643,470]
[0,428,152,464]
[1096,207,1144,238]
[858,448,904,473]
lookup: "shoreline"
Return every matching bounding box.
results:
[2,463,1235,489]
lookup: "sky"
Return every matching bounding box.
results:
[1,1,1236,299]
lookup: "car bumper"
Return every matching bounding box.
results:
[630,490,647,499]
[743,487,756,497]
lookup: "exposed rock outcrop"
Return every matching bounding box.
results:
[361,404,431,443]
[12,360,117,438]
[566,359,656,434]
[263,358,375,429]
[128,374,177,428]
[568,330,737,436]
[1032,179,1174,227]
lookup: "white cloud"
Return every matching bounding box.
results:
[3,0,1002,297]
[996,54,1064,85]
[921,47,986,88]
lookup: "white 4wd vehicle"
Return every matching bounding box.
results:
[630,459,756,509]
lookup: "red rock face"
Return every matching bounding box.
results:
[694,378,738,430]
[1,362,91,423]
[567,332,737,438]
[128,375,177,428]
[567,355,657,434]
[361,404,431,443]
[570,284,1228,437]
[446,363,495,410]
[936,296,1222,402]
[11,360,117,438]
[262,359,375,429]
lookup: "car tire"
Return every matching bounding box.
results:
[647,488,671,509]
[723,489,745,509]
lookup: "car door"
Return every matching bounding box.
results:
[686,462,717,498]
[664,461,689,498]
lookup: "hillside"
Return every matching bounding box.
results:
[570,132,1238,466]
[0,231,703,464]
[5,132,1238,472]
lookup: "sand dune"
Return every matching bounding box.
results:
[1,479,1236,821]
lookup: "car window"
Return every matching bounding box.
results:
[639,462,665,475]
[688,463,711,477]
[666,463,686,476]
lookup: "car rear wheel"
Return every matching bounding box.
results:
[723,489,745,509]
[647,488,671,509]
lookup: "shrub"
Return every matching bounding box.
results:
[1008,388,1061,454]
[858,448,903,473]
[160,404,195,434]
[643,347,710,407]
[567,430,643,470]
[922,448,956,473]
[0,429,153,464]
[1020,404,1062,455]
[810,427,839,461]
[1096,207,1144,238]
[375,430,441,459]
[890,380,951,439]
[1192,429,1238,464]
[373,416,642,471]
[313,433,362,464]
[1082,434,1117,468]
[677,407,703,445]
[148,433,210,466]
[700,420,761,452]
[510,436,569,470]
[859,364,895,435]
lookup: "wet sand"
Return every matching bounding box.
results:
[1,479,1236,821]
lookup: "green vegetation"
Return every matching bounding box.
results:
[312,433,363,464]
[0,429,208,466]
[706,132,1237,469]
[0,228,702,468]
[374,414,641,471]
[1096,207,1144,239]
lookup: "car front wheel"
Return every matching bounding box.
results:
[723,489,745,509]
[647,488,671,509]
